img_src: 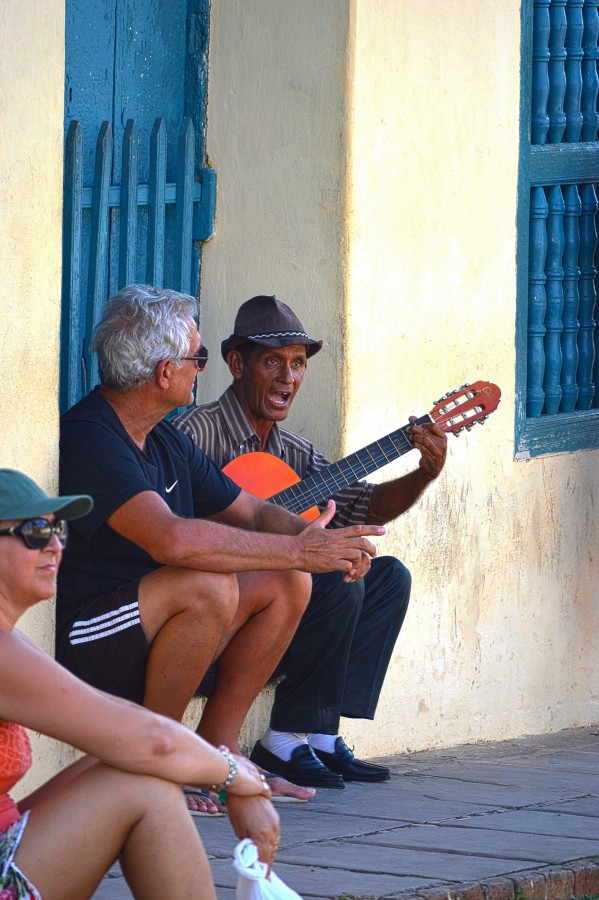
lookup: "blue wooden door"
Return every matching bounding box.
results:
[61,0,214,410]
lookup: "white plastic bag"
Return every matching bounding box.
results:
[234,838,303,900]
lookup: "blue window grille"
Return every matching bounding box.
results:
[60,116,216,413]
[516,0,599,458]
[61,0,213,415]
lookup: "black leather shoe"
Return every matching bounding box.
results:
[313,737,391,783]
[250,741,345,789]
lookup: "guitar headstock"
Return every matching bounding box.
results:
[429,381,501,435]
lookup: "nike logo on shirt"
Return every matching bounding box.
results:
[165,481,178,493]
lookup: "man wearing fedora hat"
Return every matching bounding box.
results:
[175,295,447,791]
[56,285,385,813]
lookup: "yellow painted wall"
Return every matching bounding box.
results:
[204,0,599,756]
[0,0,66,791]
[342,0,597,754]
[199,0,350,447]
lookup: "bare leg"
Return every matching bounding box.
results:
[136,566,312,806]
[137,566,239,721]
[198,569,311,752]
[15,763,215,900]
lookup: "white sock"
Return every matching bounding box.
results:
[307,733,339,753]
[262,729,308,761]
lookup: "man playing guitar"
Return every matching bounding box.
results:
[175,295,447,799]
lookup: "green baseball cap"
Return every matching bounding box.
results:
[0,469,93,521]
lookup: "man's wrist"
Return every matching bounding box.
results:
[415,465,435,485]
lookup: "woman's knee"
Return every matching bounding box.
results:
[68,763,185,818]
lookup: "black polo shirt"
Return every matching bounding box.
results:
[57,388,240,629]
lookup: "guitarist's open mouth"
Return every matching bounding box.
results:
[268,391,292,410]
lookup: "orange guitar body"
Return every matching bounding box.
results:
[223,454,320,521]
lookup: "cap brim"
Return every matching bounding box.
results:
[0,494,94,522]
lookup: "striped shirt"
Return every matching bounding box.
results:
[173,386,374,528]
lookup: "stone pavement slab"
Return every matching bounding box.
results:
[270,838,536,881]
[298,780,500,823]
[399,763,598,793]
[454,809,599,840]
[92,726,599,899]
[539,796,599,816]
[403,755,599,793]
[209,855,433,897]
[349,823,599,864]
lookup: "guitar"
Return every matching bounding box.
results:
[223,380,501,521]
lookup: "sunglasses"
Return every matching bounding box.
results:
[0,517,68,550]
[176,345,208,372]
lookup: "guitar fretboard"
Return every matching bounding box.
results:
[269,413,432,516]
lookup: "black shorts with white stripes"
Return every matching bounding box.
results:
[55,580,151,704]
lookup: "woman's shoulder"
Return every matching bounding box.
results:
[0,628,53,694]
[0,628,84,738]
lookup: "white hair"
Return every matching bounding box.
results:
[91,284,198,391]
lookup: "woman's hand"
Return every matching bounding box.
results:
[227,794,280,875]
[224,753,273,799]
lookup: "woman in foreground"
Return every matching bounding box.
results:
[0,468,279,899]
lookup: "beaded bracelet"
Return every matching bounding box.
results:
[218,772,270,806]
[211,745,239,792]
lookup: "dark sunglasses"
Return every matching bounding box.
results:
[0,517,68,550]
[176,345,208,372]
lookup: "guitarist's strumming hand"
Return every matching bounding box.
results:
[297,500,385,583]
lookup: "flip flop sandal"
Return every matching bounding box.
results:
[183,786,226,817]
[263,772,311,803]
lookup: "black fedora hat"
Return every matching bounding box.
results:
[221,295,323,361]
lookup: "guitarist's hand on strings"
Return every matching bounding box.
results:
[297,500,385,582]
[406,417,448,482]
[366,419,448,526]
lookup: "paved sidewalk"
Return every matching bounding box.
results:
[93,726,599,899]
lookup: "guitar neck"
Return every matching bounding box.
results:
[270,413,432,516]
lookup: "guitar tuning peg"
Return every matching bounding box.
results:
[460,382,471,389]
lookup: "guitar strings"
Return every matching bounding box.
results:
[271,422,421,516]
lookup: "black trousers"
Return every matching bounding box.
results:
[269,556,411,734]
